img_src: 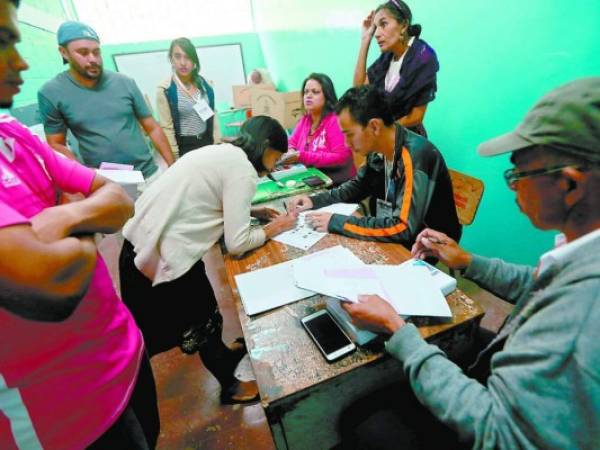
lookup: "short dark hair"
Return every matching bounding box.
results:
[335,85,395,127]
[232,116,288,172]
[375,0,422,38]
[169,37,203,90]
[301,73,338,117]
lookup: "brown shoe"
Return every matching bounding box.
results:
[220,380,259,404]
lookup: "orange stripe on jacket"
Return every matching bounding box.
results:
[343,147,414,237]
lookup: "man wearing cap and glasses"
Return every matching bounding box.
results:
[339,78,600,449]
[38,21,174,186]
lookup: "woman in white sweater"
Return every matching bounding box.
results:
[119,116,297,404]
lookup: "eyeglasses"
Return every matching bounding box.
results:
[503,164,581,189]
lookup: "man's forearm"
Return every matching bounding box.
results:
[149,127,175,166]
[0,227,98,322]
[66,182,133,235]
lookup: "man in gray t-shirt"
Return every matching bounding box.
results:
[38,21,174,179]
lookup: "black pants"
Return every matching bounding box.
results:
[88,353,160,450]
[119,240,238,388]
[338,383,463,450]
[178,133,213,157]
[337,329,500,450]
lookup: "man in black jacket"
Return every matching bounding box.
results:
[289,85,461,246]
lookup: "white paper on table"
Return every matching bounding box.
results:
[292,246,378,301]
[272,212,326,250]
[273,203,359,250]
[368,265,452,317]
[295,250,452,317]
[316,203,359,216]
[97,169,144,185]
[235,258,315,316]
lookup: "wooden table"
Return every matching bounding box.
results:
[224,234,484,450]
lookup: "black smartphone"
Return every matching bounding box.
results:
[301,310,356,362]
[302,175,325,187]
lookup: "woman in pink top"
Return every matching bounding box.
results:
[280,73,356,185]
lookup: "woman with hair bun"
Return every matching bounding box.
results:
[354,0,439,136]
[119,116,297,404]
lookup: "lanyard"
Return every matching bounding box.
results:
[384,155,395,203]
[173,73,201,102]
[383,126,403,204]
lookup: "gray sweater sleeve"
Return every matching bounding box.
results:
[464,255,536,304]
[386,286,600,449]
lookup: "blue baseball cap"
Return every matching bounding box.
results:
[57,21,100,46]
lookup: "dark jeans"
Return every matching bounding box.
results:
[339,383,462,450]
[88,353,159,450]
[337,329,498,450]
[178,133,213,156]
[119,239,239,388]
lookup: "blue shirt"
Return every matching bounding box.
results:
[38,70,157,178]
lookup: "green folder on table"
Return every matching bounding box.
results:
[252,167,332,205]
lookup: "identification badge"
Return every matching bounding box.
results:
[376,198,394,218]
[193,98,214,121]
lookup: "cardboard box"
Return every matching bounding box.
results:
[232,84,275,109]
[251,90,303,129]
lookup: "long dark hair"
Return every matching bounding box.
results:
[168,37,204,92]
[375,0,422,38]
[301,73,338,118]
[335,85,395,127]
[232,116,288,173]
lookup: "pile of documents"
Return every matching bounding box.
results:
[292,246,453,317]
[235,245,455,326]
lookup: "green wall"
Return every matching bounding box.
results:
[9,0,600,265]
[253,0,600,265]
[102,33,266,106]
[101,33,266,135]
[12,0,69,109]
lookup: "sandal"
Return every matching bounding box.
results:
[220,379,259,404]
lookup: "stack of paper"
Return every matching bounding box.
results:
[273,203,359,250]
[326,260,456,345]
[235,255,316,316]
[97,169,144,200]
[235,244,454,323]
[292,246,452,318]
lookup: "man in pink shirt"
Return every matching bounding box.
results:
[0,1,158,448]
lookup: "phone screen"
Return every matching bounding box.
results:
[303,176,325,187]
[303,312,352,355]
